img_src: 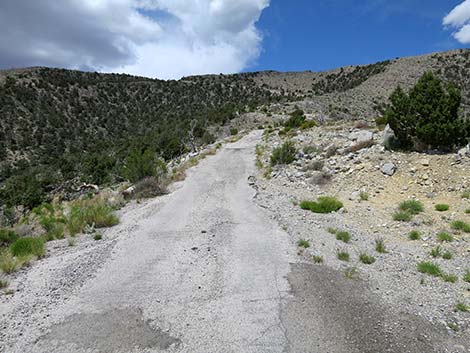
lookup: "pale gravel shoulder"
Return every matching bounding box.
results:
[0,192,172,352]
[252,176,470,351]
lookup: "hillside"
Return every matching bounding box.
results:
[0,68,284,209]
[254,48,470,120]
[0,48,469,211]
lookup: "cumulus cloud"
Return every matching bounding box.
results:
[443,0,470,44]
[0,0,270,79]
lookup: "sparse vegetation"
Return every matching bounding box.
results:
[270,141,297,166]
[67,196,119,236]
[284,109,306,129]
[337,250,350,262]
[312,255,323,264]
[417,261,441,277]
[435,204,449,212]
[441,273,458,283]
[442,251,453,260]
[93,233,103,241]
[344,266,359,279]
[409,230,421,240]
[10,237,45,258]
[461,190,470,199]
[430,246,443,258]
[0,278,8,289]
[437,232,454,242]
[399,200,424,215]
[450,220,470,233]
[359,191,369,201]
[0,229,18,247]
[456,302,469,312]
[464,269,470,283]
[300,196,343,214]
[297,239,310,248]
[67,237,76,247]
[375,238,387,253]
[393,211,412,222]
[335,231,351,244]
[0,251,20,274]
[359,252,376,265]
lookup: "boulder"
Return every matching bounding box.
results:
[381,162,396,176]
[349,130,374,143]
[381,124,397,150]
[458,144,470,157]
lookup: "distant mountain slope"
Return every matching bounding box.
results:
[252,49,470,120]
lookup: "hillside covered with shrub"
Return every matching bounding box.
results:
[0,68,285,210]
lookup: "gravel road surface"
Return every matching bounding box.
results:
[0,131,465,353]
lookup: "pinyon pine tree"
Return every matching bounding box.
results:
[384,72,470,151]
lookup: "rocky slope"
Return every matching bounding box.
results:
[254,48,470,120]
[252,119,470,344]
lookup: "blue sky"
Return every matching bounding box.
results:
[0,1,469,78]
[250,0,468,73]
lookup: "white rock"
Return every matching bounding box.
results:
[381,162,396,176]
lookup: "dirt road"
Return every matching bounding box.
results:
[0,131,465,352]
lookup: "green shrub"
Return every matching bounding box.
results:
[359,192,369,201]
[67,196,119,235]
[393,211,412,222]
[47,223,65,240]
[450,220,470,233]
[0,172,45,209]
[344,266,359,279]
[297,239,310,248]
[303,145,320,155]
[465,209,470,214]
[430,246,442,258]
[337,250,350,262]
[441,273,458,283]
[384,72,470,151]
[229,128,238,136]
[464,269,470,283]
[10,237,45,258]
[312,255,323,264]
[375,238,387,253]
[336,231,351,243]
[300,196,343,214]
[300,120,317,130]
[435,204,449,212]
[284,109,305,129]
[442,251,453,260]
[93,233,103,241]
[417,261,441,277]
[437,232,454,242]
[0,229,18,247]
[359,252,376,265]
[409,230,421,240]
[0,250,20,274]
[123,148,168,183]
[456,302,469,312]
[461,190,470,199]
[399,200,424,215]
[270,141,297,166]
[375,116,388,127]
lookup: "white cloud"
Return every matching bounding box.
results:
[0,0,270,79]
[443,0,470,44]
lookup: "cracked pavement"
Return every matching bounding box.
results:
[1,131,465,353]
